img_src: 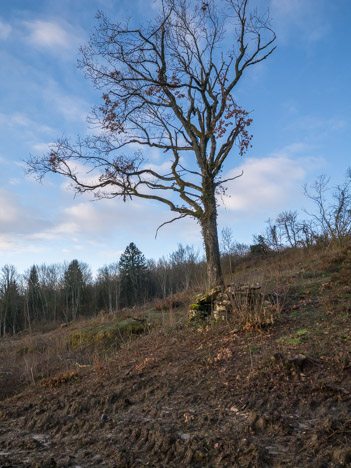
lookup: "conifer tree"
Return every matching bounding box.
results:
[27,265,42,324]
[119,243,149,307]
[63,260,89,321]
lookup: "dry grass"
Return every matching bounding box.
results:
[0,302,191,400]
[1,242,351,402]
[225,288,279,329]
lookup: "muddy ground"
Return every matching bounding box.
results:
[0,310,350,468]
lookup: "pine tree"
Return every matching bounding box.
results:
[27,265,42,324]
[64,260,86,321]
[119,243,149,307]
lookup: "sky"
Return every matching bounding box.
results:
[0,0,350,274]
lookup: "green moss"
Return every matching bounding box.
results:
[195,288,221,306]
[276,335,301,346]
[189,303,202,311]
[296,328,309,336]
[66,318,147,350]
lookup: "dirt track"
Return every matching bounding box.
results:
[1,322,350,468]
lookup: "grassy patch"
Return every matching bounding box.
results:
[276,327,311,346]
[276,336,301,346]
[66,318,147,350]
[295,328,309,336]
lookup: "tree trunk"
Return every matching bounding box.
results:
[201,184,224,290]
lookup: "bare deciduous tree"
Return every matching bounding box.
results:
[304,170,351,246]
[27,0,276,288]
[276,210,299,248]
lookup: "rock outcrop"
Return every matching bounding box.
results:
[189,283,279,326]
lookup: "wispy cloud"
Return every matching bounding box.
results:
[8,178,20,186]
[0,235,14,250]
[0,189,50,235]
[24,19,79,49]
[283,115,348,146]
[270,0,330,44]
[47,91,89,122]
[0,112,54,135]
[0,112,55,154]
[290,116,347,133]
[99,249,124,260]
[0,19,11,39]
[0,191,19,224]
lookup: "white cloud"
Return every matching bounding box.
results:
[0,19,11,39]
[24,20,77,49]
[143,159,172,175]
[0,112,54,135]
[28,200,127,242]
[51,221,81,236]
[63,203,101,230]
[220,152,312,214]
[32,142,55,153]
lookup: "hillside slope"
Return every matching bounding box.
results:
[0,245,351,467]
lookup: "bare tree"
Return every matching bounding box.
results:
[97,263,120,313]
[221,227,235,281]
[276,210,299,248]
[27,0,275,289]
[170,243,199,290]
[264,218,283,251]
[37,263,64,323]
[304,171,351,246]
[153,256,172,298]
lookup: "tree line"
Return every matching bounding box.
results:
[0,242,205,336]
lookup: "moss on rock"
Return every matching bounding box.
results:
[66,318,147,350]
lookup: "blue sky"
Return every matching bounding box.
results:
[0,0,350,274]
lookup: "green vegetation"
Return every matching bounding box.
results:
[66,317,147,350]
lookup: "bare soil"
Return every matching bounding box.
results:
[1,323,350,467]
